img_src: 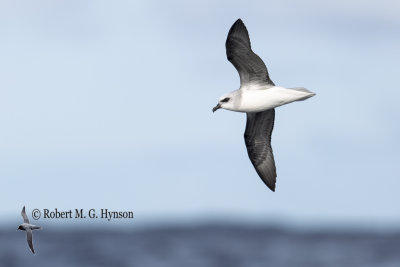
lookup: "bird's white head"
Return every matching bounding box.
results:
[212,91,239,112]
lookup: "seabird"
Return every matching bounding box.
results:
[17,206,41,254]
[213,19,315,191]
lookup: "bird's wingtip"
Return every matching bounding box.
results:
[233,18,244,26]
[264,179,276,192]
[268,185,276,192]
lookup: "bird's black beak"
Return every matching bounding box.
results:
[212,103,221,113]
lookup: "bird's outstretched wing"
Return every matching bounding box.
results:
[244,109,277,191]
[21,206,29,224]
[226,19,274,88]
[27,229,35,254]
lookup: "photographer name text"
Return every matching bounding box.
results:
[32,208,134,221]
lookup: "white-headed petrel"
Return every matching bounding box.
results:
[213,19,315,191]
[17,206,41,254]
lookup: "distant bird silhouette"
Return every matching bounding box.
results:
[17,206,41,254]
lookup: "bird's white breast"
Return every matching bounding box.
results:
[236,86,313,112]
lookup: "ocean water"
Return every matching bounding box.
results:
[1,225,399,267]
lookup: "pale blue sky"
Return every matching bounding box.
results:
[1,0,399,227]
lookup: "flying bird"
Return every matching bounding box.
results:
[17,206,41,254]
[213,19,315,191]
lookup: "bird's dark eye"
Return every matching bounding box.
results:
[221,97,230,103]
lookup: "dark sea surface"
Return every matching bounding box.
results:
[1,224,400,267]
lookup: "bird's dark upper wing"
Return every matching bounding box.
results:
[226,19,274,87]
[21,206,29,224]
[244,109,276,191]
[27,230,35,254]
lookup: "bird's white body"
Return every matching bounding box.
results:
[221,85,315,113]
[19,223,40,230]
